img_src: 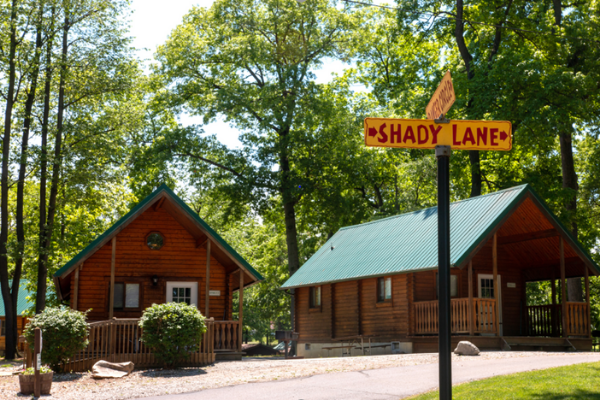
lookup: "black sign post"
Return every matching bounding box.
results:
[436,145,452,400]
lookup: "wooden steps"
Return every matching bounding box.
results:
[503,337,576,351]
[215,350,245,361]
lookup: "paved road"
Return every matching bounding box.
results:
[140,354,600,400]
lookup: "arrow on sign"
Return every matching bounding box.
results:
[368,127,377,137]
[500,131,508,141]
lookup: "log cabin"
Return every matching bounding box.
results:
[282,184,599,357]
[52,184,263,365]
[0,281,32,354]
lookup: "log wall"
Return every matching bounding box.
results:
[69,207,232,321]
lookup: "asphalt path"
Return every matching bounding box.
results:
[138,353,600,400]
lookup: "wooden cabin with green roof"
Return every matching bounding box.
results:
[0,281,33,354]
[52,184,263,368]
[282,184,598,357]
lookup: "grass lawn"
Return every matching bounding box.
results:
[409,362,600,400]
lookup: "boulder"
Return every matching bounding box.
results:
[92,360,134,379]
[453,341,480,356]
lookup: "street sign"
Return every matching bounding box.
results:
[364,118,512,151]
[426,71,455,120]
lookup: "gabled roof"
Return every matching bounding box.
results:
[281,184,600,289]
[54,184,263,298]
[0,281,33,317]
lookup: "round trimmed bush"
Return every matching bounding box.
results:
[23,307,89,371]
[139,302,207,368]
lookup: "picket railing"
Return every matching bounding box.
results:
[525,304,561,337]
[48,318,215,372]
[566,302,590,337]
[414,298,497,335]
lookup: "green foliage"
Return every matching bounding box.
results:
[21,366,52,375]
[23,307,89,371]
[139,302,207,368]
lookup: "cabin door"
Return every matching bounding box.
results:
[478,274,503,336]
[166,282,198,308]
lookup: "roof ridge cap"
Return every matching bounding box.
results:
[339,184,529,231]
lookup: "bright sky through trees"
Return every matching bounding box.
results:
[128,0,386,149]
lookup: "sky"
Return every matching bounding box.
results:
[128,0,385,149]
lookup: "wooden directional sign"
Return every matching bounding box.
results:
[364,118,512,151]
[426,71,456,120]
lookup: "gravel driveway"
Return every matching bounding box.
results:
[1,352,598,399]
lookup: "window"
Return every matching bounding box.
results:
[172,287,192,305]
[146,232,164,250]
[436,273,458,298]
[309,286,321,308]
[0,319,4,337]
[113,282,140,310]
[377,277,392,302]
[166,282,198,307]
[480,277,494,299]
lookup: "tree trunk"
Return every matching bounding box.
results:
[551,0,583,303]
[469,150,482,197]
[0,0,21,360]
[36,8,55,313]
[559,131,583,302]
[16,0,44,298]
[455,0,482,197]
[37,9,69,313]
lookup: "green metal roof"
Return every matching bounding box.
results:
[54,184,263,291]
[0,281,33,317]
[282,184,600,289]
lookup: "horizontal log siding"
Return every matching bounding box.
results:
[69,207,228,321]
[0,316,27,351]
[334,281,359,338]
[360,275,409,337]
[296,285,332,342]
[296,275,410,343]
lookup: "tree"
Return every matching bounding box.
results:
[154,0,359,328]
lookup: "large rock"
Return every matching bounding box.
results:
[92,360,134,379]
[453,341,480,356]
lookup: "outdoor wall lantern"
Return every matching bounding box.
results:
[152,275,159,286]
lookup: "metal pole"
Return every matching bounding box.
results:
[34,327,41,398]
[436,145,452,400]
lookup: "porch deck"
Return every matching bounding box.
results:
[410,335,592,353]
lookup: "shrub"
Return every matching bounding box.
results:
[139,302,206,368]
[21,366,52,375]
[23,307,89,371]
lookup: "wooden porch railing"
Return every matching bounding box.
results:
[525,304,561,337]
[566,302,590,337]
[414,298,497,335]
[213,320,241,351]
[50,318,216,372]
[525,303,589,337]
[473,298,496,334]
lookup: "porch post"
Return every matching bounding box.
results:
[109,237,116,319]
[585,266,591,338]
[238,269,244,352]
[73,265,80,310]
[551,276,557,336]
[468,261,474,335]
[205,240,211,317]
[493,233,499,336]
[560,237,567,338]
